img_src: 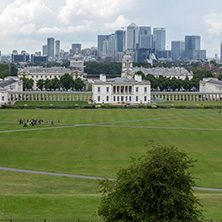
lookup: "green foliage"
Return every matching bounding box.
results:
[10,63,18,76]
[98,143,202,222]
[50,77,60,91]
[88,83,92,91]
[37,79,45,91]
[20,77,33,90]
[74,78,84,91]
[0,64,10,79]
[60,73,74,90]
[85,62,121,74]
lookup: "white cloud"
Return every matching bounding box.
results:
[58,0,135,25]
[0,0,52,35]
[104,15,131,30]
[204,12,222,36]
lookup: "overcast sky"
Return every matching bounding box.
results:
[0,0,222,57]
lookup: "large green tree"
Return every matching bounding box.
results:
[74,78,84,91]
[21,77,33,91]
[37,79,45,91]
[60,73,74,91]
[98,143,202,222]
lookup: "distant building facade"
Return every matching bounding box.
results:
[92,54,151,104]
[200,78,222,92]
[0,76,23,105]
[153,28,166,51]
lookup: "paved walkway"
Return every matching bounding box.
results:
[0,113,221,134]
[0,167,221,192]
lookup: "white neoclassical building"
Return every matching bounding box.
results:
[18,55,86,90]
[199,78,222,92]
[128,66,193,80]
[92,54,151,104]
[0,76,23,105]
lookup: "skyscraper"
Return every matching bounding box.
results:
[220,42,222,62]
[72,43,81,54]
[139,26,153,49]
[185,36,201,60]
[185,36,200,51]
[153,28,166,51]
[47,37,55,61]
[55,40,60,56]
[171,41,185,60]
[115,30,126,53]
[127,22,139,50]
[42,45,48,56]
[98,35,109,56]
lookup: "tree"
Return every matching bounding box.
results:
[74,78,84,91]
[21,77,33,91]
[60,73,74,91]
[37,79,44,91]
[51,77,60,91]
[98,143,202,222]
[44,79,51,91]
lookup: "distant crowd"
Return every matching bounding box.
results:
[18,118,59,127]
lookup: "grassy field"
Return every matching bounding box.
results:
[0,109,222,220]
[14,101,89,106]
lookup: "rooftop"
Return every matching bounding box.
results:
[0,79,17,88]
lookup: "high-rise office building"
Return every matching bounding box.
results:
[98,35,109,56]
[153,28,166,51]
[42,45,48,56]
[220,42,222,62]
[139,26,153,49]
[72,43,81,54]
[115,30,126,53]
[47,37,55,61]
[185,36,203,60]
[185,36,200,51]
[171,41,185,60]
[55,40,60,56]
[127,22,139,50]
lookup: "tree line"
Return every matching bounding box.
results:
[21,73,84,91]
[138,69,214,91]
[0,63,18,79]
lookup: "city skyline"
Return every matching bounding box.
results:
[0,0,222,57]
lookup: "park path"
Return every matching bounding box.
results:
[0,113,221,134]
[0,167,221,192]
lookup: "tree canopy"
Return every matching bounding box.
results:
[98,143,202,222]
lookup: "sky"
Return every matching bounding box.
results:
[0,0,222,57]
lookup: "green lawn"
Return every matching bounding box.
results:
[14,101,89,106]
[1,109,222,219]
[159,101,222,106]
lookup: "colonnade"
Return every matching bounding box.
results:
[152,92,222,102]
[113,86,132,94]
[9,92,92,102]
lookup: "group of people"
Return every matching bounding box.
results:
[18,118,59,127]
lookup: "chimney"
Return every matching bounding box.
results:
[100,74,106,82]
[134,74,142,82]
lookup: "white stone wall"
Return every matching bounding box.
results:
[92,82,151,104]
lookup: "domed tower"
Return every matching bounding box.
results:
[121,53,133,79]
[70,54,85,80]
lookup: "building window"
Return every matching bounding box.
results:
[117,96,120,102]
[144,96,147,102]
[136,96,138,102]
[106,87,109,92]
[98,87,101,93]
[2,96,4,101]
[36,75,38,78]
[98,96,100,102]
[107,96,109,102]
[125,96,128,101]
[129,96,131,101]
[41,76,43,78]
[121,96,124,101]
[144,87,147,92]
[136,87,139,92]
[113,96,116,102]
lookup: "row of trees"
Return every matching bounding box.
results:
[137,69,214,91]
[21,74,84,91]
[0,63,17,79]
